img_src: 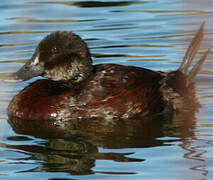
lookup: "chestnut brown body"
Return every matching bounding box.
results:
[6,23,210,126]
[8,64,168,121]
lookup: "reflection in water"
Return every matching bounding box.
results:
[1,137,145,175]
[28,1,145,8]
[180,137,209,176]
[5,109,197,175]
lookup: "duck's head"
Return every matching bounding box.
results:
[5,31,93,83]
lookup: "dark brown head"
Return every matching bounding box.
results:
[4,31,93,83]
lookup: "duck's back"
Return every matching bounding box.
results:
[79,64,165,119]
[8,64,166,121]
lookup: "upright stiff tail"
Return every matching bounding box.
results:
[178,22,211,85]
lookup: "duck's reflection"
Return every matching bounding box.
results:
[6,109,197,175]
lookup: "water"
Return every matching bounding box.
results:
[0,0,213,179]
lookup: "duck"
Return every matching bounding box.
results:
[5,23,210,122]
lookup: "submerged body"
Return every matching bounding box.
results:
[6,23,210,122]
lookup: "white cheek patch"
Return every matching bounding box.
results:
[31,54,40,65]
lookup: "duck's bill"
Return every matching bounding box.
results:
[2,56,44,82]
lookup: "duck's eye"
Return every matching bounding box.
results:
[51,46,58,54]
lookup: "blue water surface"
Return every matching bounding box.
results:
[0,0,213,179]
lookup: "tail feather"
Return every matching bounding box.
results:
[179,22,204,73]
[178,22,211,85]
[187,47,212,84]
